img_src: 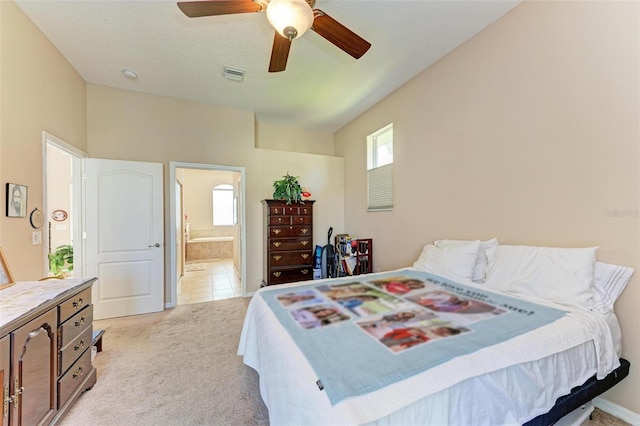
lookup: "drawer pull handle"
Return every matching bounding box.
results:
[73,298,83,309]
[301,254,309,259]
[273,229,281,235]
[301,241,309,246]
[272,242,281,248]
[74,340,85,352]
[72,367,84,380]
[273,272,281,277]
[74,318,85,328]
[301,228,309,234]
[273,255,282,261]
[301,269,309,274]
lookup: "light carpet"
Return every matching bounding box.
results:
[60,297,628,426]
[61,297,268,426]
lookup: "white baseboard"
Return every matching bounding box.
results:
[593,397,640,425]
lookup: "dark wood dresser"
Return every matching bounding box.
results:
[262,199,315,286]
[0,277,97,425]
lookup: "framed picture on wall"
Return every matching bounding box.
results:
[0,247,15,290]
[5,183,28,218]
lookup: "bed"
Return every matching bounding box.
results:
[238,239,631,425]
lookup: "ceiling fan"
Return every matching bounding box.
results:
[177,0,371,72]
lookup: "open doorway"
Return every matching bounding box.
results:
[43,132,86,279]
[169,162,246,307]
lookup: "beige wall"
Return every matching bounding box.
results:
[87,84,345,300]
[336,0,639,415]
[256,121,335,156]
[47,147,73,252]
[182,168,236,232]
[0,0,86,279]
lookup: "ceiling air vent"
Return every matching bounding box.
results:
[223,66,245,82]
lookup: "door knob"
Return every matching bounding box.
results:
[148,243,161,247]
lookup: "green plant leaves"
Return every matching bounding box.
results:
[272,172,303,205]
[48,244,73,277]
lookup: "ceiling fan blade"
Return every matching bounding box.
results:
[312,10,371,59]
[177,0,264,18]
[269,32,291,73]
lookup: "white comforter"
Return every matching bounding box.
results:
[238,269,620,425]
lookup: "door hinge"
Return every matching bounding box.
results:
[3,382,10,418]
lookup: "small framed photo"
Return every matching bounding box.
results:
[0,247,15,290]
[6,183,27,218]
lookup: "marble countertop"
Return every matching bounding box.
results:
[0,278,95,329]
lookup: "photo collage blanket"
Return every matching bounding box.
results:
[259,269,566,405]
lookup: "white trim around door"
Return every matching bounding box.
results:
[167,162,247,308]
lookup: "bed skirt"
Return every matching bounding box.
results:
[524,358,630,426]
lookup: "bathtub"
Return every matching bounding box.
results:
[186,236,234,261]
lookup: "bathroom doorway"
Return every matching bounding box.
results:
[169,162,245,306]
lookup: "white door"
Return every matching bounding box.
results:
[84,159,164,320]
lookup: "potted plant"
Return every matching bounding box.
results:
[48,244,74,278]
[272,172,303,205]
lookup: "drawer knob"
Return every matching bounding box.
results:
[73,298,83,309]
[301,228,309,234]
[273,229,281,235]
[273,255,282,261]
[272,242,281,248]
[74,340,85,352]
[74,317,85,328]
[72,367,84,380]
[301,269,309,274]
[301,241,309,246]
[301,254,309,259]
[273,272,281,277]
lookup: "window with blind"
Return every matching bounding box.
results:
[367,123,393,211]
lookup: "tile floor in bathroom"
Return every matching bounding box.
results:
[177,258,242,305]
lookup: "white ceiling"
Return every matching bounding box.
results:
[15,0,521,132]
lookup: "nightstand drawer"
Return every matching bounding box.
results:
[59,326,92,376]
[59,287,92,324]
[59,305,93,348]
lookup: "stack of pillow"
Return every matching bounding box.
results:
[412,238,633,313]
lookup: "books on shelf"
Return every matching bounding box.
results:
[334,236,372,276]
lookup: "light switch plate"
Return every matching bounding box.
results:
[32,231,42,245]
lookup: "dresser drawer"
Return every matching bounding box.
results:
[57,347,92,408]
[269,225,312,238]
[59,326,92,376]
[269,238,312,252]
[269,250,313,267]
[59,287,92,324]
[291,216,312,225]
[59,305,93,348]
[268,267,313,284]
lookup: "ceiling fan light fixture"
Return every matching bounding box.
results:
[266,0,313,41]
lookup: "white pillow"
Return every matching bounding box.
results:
[412,241,480,281]
[484,245,598,310]
[591,261,633,314]
[435,238,499,282]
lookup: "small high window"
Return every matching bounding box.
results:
[367,123,393,211]
[213,184,234,226]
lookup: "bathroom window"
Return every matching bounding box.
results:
[213,184,234,226]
